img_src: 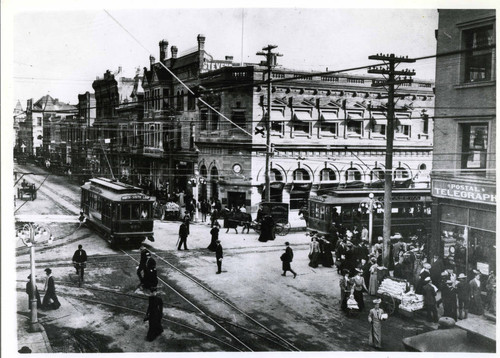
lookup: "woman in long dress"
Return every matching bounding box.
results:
[351,268,368,311]
[144,289,164,342]
[368,258,379,295]
[207,225,219,251]
[368,298,386,349]
[308,237,321,268]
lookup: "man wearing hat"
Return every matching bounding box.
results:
[42,268,61,310]
[281,242,297,278]
[456,273,469,319]
[422,277,438,322]
[442,279,458,321]
[215,239,223,274]
[468,270,484,315]
[415,263,431,294]
[142,252,158,291]
[137,246,150,288]
[25,274,41,310]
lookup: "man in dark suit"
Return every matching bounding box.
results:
[42,268,61,310]
[469,270,484,315]
[422,277,438,322]
[142,252,158,291]
[215,240,223,274]
[72,244,88,280]
[137,246,150,288]
[281,242,297,278]
[178,221,189,250]
[456,273,469,319]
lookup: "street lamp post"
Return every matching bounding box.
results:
[17,223,53,332]
[359,193,383,248]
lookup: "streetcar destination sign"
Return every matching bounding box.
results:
[432,179,496,204]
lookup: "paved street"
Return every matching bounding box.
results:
[14,164,432,352]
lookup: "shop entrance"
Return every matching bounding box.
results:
[227,191,246,210]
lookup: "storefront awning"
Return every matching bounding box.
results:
[265,110,286,121]
[293,111,313,121]
[347,113,364,120]
[291,182,312,193]
[320,112,340,122]
[396,119,413,126]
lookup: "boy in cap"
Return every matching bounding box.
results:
[215,239,223,274]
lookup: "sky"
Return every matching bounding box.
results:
[8,5,441,107]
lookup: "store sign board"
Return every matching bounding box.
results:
[433,180,496,204]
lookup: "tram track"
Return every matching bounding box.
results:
[120,248,301,352]
[15,286,243,352]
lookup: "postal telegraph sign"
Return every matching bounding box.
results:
[432,179,496,204]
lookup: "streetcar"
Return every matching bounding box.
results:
[308,188,432,245]
[81,177,155,247]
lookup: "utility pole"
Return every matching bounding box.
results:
[368,54,415,267]
[257,45,282,202]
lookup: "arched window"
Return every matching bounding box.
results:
[394,167,410,180]
[270,168,283,182]
[320,168,336,181]
[370,167,384,181]
[293,168,310,181]
[345,167,362,182]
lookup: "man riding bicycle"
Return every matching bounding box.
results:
[72,244,88,281]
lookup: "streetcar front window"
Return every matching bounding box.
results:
[121,203,131,220]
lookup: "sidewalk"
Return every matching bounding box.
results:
[17,295,53,354]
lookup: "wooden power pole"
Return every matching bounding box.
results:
[257,45,282,202]
[368,54,415,267]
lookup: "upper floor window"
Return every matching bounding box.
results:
[210,109,219,131]
[345,167,362,182]
[270,168,283,182]
[200,110,208,131]
[320,168,336,181]
[293,168,310,181]
[176,91,184,111]
[463,25,494,83]
[187,91,196,111]
[267,109,286,137]
[231,110,246,129]
[346,113,363,136]
[461,123,488,174]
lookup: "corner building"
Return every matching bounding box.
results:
[431,10,496,282]
[190,38,435,224]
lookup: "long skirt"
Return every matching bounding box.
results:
[369,273,378,295]
[353,290,365,311]
[309,252,320,268]
[369,321,382,348]
[147,316,164,341]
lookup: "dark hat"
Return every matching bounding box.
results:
[44,268,52,274]
[18,346,32,354]
[342,269,350,275]
[27,275,32,280]
[285,241,290,246]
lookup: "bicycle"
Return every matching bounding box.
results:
[73,262,87,287]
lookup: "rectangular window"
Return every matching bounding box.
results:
[320,123,339,136]
[210,109,219,131]
[461,123,488,173]
[463,26,494,83]
[395,125,410,136]
[374,124,386,135]
[347,119,362,135]
[231,111,246,129]
[200,110,208,130]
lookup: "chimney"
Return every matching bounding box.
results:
[197,34,206,52]
[159,39,169,62]
[225,56,233,62]
[149,55,155,69]
[171,46,178,59]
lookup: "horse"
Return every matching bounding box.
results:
[220,209,252,234]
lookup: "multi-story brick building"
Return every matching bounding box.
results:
[91,67,144,181]
[194,57,435,224]
[431,10,496,281]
